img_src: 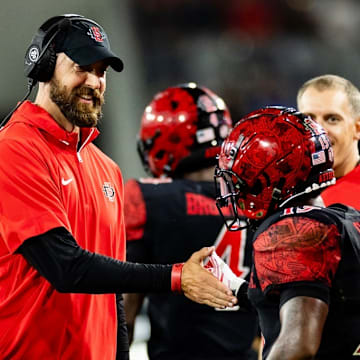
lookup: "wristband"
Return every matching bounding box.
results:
[171,263,184,293]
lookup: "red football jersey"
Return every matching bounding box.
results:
[0,101,125,359]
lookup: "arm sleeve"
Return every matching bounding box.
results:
[17,227,172,294]
[279,282,330,308]
[116,294,130,359]
[253,216,342,301]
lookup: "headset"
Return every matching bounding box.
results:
[24,14,103,83]
[1,14,101,128]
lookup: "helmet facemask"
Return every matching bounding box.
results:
[214,166,251,231]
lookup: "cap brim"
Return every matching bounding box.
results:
[65,45,124,72]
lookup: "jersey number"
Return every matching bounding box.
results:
[213,223,249,278]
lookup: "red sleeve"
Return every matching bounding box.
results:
[253,216,341,293]
[124,179,146,241]
[0,139,70,253]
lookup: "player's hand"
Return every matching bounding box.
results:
[181,247,238,308]
[206,251,246,296]
[206,251,252,311]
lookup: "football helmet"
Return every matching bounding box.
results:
[215,106,335,230]
[137,82,233,177]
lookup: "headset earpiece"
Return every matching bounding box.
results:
[25,43,57,83]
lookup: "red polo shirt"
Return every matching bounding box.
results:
[0,101,125,359]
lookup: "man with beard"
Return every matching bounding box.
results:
[0,14,237,360]
[296,74,360,209]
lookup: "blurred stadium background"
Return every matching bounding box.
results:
[2,0,360,358]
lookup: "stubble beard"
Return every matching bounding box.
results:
[49,78,105,128]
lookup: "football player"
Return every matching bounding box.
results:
[214,106,360,359]
[123,83,259,360]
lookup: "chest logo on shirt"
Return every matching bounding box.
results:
[61,177,73,186]
[102,182,116,202]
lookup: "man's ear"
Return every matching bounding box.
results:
[355,117,360,140]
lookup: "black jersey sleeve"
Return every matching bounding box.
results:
[17,227,172,294]
[279,281,330,308]
[237,281,254,312]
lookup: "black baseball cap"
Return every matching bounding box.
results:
[55,18,123,72]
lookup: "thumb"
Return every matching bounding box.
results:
[191,246,215,264]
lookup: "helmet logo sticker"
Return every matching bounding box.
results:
[199,94,218,112]
[219,124,230,139]
[311,151,326,166]
[209,113,219,127]
[196,127,215,143]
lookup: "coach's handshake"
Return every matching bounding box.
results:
[179,247,238,308]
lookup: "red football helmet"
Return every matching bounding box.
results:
[215,106,335,230]
[137,83,233,177]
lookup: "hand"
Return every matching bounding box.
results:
[205,251,247,311]
[206,251,246,296]
[181,247,238,308]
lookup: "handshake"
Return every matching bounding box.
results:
[206,251,250,311]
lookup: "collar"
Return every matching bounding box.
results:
[10,101,99,149]
[335,158,360,181]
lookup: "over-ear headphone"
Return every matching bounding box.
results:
[24,14,99,83]
[1,14,99,128]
